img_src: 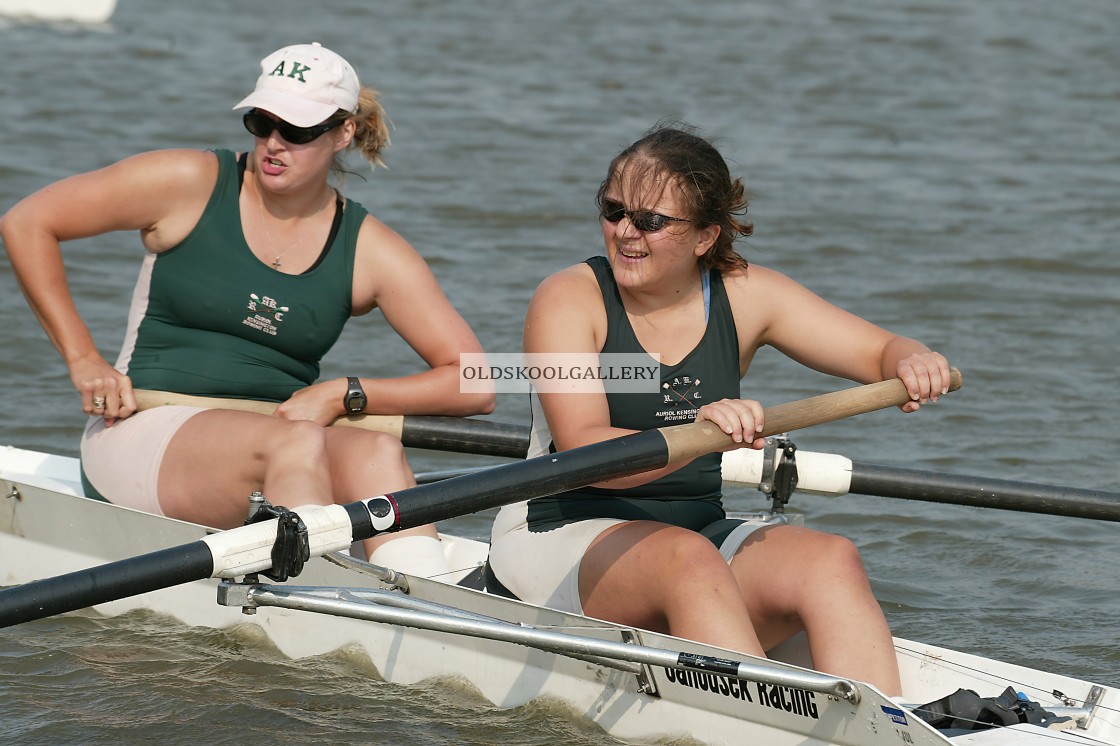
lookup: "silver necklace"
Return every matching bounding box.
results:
[257,196,292,270]
[255,186,334,270]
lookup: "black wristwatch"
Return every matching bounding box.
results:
[344,376,367,415]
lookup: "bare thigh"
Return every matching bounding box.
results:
[579,521,749,634]
[158,411,429,549]
[320,427,440,552]
[81,407,204,515]
[322,426,415,501]
[729,524,869,649]
[157,409,335,528]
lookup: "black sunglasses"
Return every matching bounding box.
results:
[599,199,691,233]
[242,110,346,145]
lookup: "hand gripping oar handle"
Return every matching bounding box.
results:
[132,390,530,459]
[0,370,961,628]
[349,367,963,531]
[660,367,964,464]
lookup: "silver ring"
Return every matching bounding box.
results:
[92,396,106,409]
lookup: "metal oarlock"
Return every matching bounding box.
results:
[759,435,799,513]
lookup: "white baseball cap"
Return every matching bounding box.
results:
[233,42,359,127]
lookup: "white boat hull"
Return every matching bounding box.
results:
[2,446,1117,745]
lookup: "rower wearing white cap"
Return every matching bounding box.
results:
[1,42,495,576]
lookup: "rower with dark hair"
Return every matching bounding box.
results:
[489,122,952,695]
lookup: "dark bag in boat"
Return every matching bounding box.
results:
[913,686,1064,731]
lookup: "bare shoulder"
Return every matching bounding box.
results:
[722,263,813,307]
[94,149,220,218]
[170,149,220,182]
[721,263,822,349]
[129,150,219,249]
[351,212,442,314]
[532,262,599,307]
[353,212,430,279]
[132,148,217,170]
[720,263,792,293]
[29,148,216,203]
[108,149,218,185]
[6,149,220,247]
[525,262,606,350]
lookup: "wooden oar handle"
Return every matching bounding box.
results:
[133,389,405,437]
[661,368,963,463]
[131,389,532,458]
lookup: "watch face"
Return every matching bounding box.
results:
[346,378,366,414]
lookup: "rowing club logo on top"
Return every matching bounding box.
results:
[243,293,289,336]
[655,375,703,423]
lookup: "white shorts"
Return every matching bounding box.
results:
[80,406,207,515]
[488,500,777,614]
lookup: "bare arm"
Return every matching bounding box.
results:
[277,215,495,422]
[531,264,951,484]
[0,150,218,419]
[525,265,735,489]
[734,265,952,410]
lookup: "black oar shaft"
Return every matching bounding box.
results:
[384,370,968,529]
[850,464,1120,522]
[0,433,672,627]
[2,372,958,627]
[384,429,670,530]
[0,543,215,628]
[399,416,528,459]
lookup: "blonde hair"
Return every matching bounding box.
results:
[332,85,391,179]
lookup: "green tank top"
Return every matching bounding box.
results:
[119,149,368,401]
[525,255,742,532]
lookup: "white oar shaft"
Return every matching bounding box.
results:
[721,448,854,495]
[201,504,355,578]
